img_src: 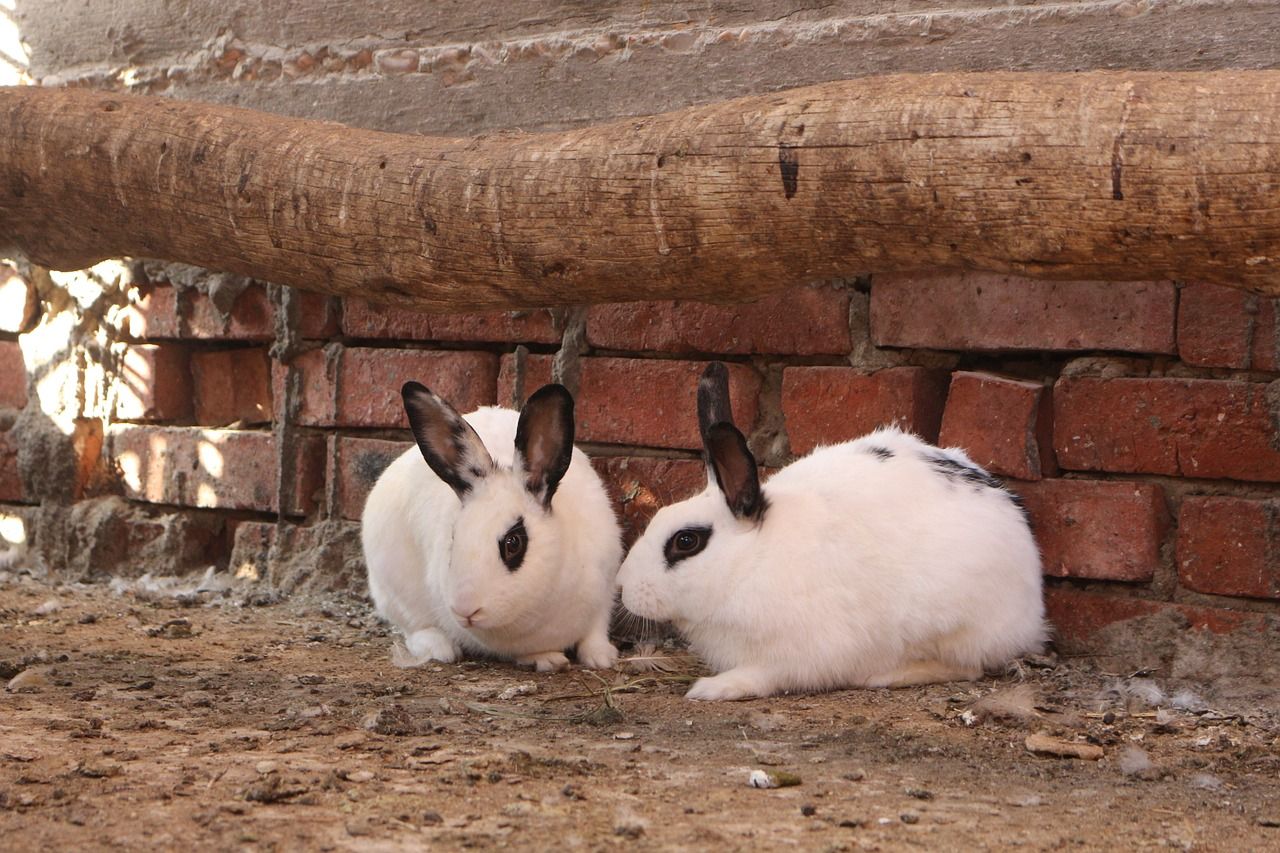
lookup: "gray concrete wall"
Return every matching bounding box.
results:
[11,1,1280,135]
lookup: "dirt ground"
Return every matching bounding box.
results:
[2,571,1279,852]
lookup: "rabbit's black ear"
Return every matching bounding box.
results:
[705,422,764,521]
[515,384,575,508]
[402,382,494,500]
[697,362,733,446]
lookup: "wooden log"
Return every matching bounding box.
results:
[1,72,1278,311]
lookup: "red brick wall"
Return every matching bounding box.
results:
[4,267,1279,641]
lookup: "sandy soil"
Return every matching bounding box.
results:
[2,572,1278,851]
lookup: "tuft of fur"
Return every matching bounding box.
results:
[618,414,1046,701]
[362,398,623,671]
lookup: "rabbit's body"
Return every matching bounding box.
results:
[363,391,622,672]
[618,364,1045,700]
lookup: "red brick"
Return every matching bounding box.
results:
[938,371,1056,480]
[1177,282,1279,371]
[119,284,181,339]
[328,436,412,521]
[581,359,759,450]
[1177,497,1279,600]
[191,348,273,426]
[498,356,760,449]
[123,282,337,341]
[109,425,323,515]
[586,285,851,356]
[294,346,497,428]
[496,353,555,409]
[113,344,191,421]
[343,297,560,344]
[782,366,947,456]
[0,342,26,410]
[1053,377,1280,482]
[0,264,38,334]
[871,274,1176,353]
[1045,587,1269,644]
[0,427,23,502]
[594,456,708,545]
[1014,479,1169,581]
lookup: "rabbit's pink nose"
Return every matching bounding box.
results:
[452,606,483,627]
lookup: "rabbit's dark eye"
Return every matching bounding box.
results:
[664,526,711,568]
[499,520,527,571]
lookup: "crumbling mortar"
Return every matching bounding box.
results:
[269,283,305,538]
[551,307,588,399]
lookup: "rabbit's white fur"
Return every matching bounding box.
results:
[618,426,1046,700]
[363,404,623,672]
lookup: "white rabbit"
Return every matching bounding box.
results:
[617,363,1046,700]
[362,382,623,672]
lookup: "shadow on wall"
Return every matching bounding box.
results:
[0,259,251,580]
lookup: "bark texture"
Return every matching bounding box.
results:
[1,73,1279,310]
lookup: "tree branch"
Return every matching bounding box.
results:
[2,72,1278,311]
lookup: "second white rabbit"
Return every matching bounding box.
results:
[617,363,1046,700]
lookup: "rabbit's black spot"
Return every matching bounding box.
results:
[664,526,712,568]
[926,452,1028,522]
[865,446,893,461]
[499,518,528,571]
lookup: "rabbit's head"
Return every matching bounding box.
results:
[402,381,577,641]
[617,363,765,631]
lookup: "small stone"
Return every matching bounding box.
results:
[297,674,326,685]
[6,668,49,693]
[345,820,373,837]
[562,784,585,801]
[362,705,422,736]
[613,815,646,839]
[841,769,866,782]
[77,613,98,625]
[255,761,278,775]
[905,787,934,800]
[146,618,194,639]
[421,810,444,826]
[32,598,62,616]
[748,769,802,788]
[1102,712,1116,724]
[496,683,536,701]
[346,770,375,783]
[901,812,920,825]
[838,818,866,829]
[801,804,817,817]
[613,731,636,740]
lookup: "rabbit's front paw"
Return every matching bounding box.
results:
[685,668,771,701]
[516,651,570,672]
[575,637,618,670]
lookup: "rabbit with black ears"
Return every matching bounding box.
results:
[617,363,1046,700]
[362,382,622,672]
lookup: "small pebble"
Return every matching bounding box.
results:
[346,770,375,783]
[901,812,920,825]
[421,811,444,826]
[6,668,49,693]
[33,598,62,616]
[255,761,278,775]
[801,804,817,817]
[614,731,635,740]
